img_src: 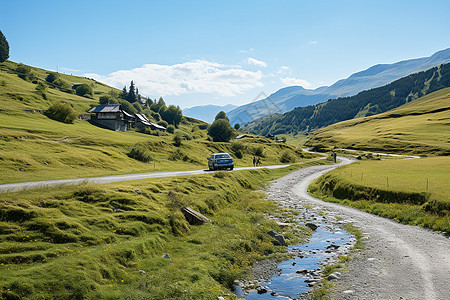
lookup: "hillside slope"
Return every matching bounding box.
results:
[0,61,314,184]
[242,63,450,137]
[306,87,450,155]
[228,48,450,125]
[183,104,237,124]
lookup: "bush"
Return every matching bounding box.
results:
[234,123,240,130]
[231,142,245,159]
[254,146,265,157]
[158,120,168,128]
[166,125,175,134]
[99,95,118,104]
[75,83,93,97]
[45,102,78,123]
[46,72,59,83]
[280,150,295,163]
[15,64,35,81]
[128,144,152,162]
[173,133,182,147]
[52,78,73,93]
[208,119,234,142]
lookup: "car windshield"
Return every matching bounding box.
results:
[214,154,230,159]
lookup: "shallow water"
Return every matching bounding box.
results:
[236,225,351,299]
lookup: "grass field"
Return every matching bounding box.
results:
[0,161,330,299]
[309,157,450,233]
[0,61,316,184]
[306,88,450,155]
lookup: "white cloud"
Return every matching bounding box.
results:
[247,57,267,68]
[239,48,254,53]
[277,66,291,75]
[307,40,318,46]
[84,60,263,98]
[280,77,312,89]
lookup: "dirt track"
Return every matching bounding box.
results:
[267,158,450,300]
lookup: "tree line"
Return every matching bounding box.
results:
[244,63,450,136]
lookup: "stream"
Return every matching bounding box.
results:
[235,218,354,299]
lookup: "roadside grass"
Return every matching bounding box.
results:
[307,88,450,156]
[0,162,330,299]
[309,157,450,234]
[0,61,318,184]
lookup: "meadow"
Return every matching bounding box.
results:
[0,161,331,299]
[309,157,449,233]
[0,61,316,184]
[307,88,450,155]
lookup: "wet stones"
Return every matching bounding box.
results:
[267,230,286,246]
[305,223,318,230]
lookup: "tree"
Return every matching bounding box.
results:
[234,123,240,130]
[121,86,128,99]
[208,119,234,142]
[126,81,137,103]
[0,30,9,63]
[46,72,59,83]
[45,102,78,123]
[75,83,93,97]
[161,105,183,126]
[214,111,229,121]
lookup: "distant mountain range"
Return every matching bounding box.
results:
[241,63,450,136]
[228,48,450,125]
[182,104,238,124]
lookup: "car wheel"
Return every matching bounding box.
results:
[230,166,234,170]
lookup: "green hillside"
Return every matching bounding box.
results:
[306,87,450,155]
[0,61,315,184]
[242,63,450,137]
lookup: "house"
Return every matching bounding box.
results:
[135,113,166,131]
[88,104,134,131]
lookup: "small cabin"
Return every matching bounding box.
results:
[88,104,134,131]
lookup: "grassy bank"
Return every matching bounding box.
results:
[309,157,450,234]
[306,88,450,156]
[0,161,329,299]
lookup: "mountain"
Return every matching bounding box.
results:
[242,63,450,136]
[306,87,450,156]
[228,48,450,125]
[183,104,238,124]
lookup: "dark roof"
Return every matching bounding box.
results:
[89,104,121,113]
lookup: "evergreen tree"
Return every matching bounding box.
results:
[121,86,128,99]
[126,80,137,103]
[0,30,9,63]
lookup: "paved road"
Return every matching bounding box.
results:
[267,157,450,300]
[0,164,291,193]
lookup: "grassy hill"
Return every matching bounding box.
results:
[242,63,450,137]
[0,61,315,184]
[306,87,450,155]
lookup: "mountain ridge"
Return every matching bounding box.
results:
[241,63,450,136]
[228,48,450,125]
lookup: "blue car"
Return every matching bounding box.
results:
[207,153,234,171]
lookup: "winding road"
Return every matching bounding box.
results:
[266,157,450,300]
[0,164,292,193]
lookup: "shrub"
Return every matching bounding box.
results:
[45,102,78,123]
[158,120,168,128]
[173,133,182,147]
[128,143,152,163]
[208,119,234,142]
[46,72,59,83]
[234,123,240,130]
[280,150,295,163]
[254,146,265,157]
[75,83,93,97]
[52,78,73,93]
[231,142,245,158]
[15,64,35,81]
[166,125,175,134]
[99,95,118,104]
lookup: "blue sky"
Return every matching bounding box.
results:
[2,0,449,108]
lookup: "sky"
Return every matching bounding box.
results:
[2,0,450,109]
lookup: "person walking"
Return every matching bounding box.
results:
[253,156,256,167]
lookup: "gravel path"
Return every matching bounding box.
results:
[266,158,450,300]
